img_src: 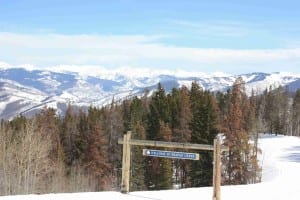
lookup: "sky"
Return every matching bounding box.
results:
[1,0,300,74]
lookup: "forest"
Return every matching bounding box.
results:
[0,77,300,195]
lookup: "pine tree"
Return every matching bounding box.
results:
[263,86,278,134]
[171,86,192,188]
[129,97,147,191]
[9,114,27,133]
[36,107,64,160]
[145,83,173,190]
[223,77,246,184]
[277,87,290,135]
[60,105,83,166]
[222,77,260,184]
[122,99,132,131]
[147,83,170,140]
[189,82,218,187]
[155,122,173,189]
[168,88,180,138]
[253,89,267,134]
[84,115,111,191]
[131,122,146,191]
[263,86,290,135]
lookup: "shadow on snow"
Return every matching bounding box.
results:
[281,146,300,163]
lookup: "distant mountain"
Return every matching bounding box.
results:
[1,67,300,119]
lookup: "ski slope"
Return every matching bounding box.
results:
[1,134,300,200]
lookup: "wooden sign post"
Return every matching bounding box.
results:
[118,131,228,200]
[120,131,131,193]
[212,137,222,200]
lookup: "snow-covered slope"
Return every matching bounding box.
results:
[1,66,300,119]
[0,134,299,200]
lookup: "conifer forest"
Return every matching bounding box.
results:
[1,78,300,195]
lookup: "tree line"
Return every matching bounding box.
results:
[1,78,300,195]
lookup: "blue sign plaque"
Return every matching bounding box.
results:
[143,149,199,160]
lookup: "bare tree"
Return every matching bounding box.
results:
[292,89,300,136]
[0,120,53,195]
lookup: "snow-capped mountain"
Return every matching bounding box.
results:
[1,66,300,119]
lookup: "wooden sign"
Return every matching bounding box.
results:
[143,149,200,160]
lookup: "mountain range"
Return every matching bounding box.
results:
[1,66,300,120]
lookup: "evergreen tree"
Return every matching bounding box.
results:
[263,86,290,135]
[9,114,27,134]
[129,97,147,191]
[147,83,170,140]
[84,113,111,191]
[277,87,290,135]
[145,83,173,190]
[60,105,83,166]
[189,82,219,187]
[130,122,146,191]
[122,99,132,131]
[155,122,173,189]
[168,88,180,138]
[223,77,246,184]
[36,107,64,163]
[171,86,192,188]
[223,77,259,184]
[264,86,276,133]
[190,81,202,112]
[253,89,268,134]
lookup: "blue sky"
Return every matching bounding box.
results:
[1,0,300,74]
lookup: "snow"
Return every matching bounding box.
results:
[0,101,7,114]
[1,134,299,200]
[2,66,300,119]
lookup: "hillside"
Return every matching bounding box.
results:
[0,134,299,200]
[1,66,300,119]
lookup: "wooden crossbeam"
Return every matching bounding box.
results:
[118,138,229,152]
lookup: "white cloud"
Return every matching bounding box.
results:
[194,48,300,62]
[284,39,300,48]
[0,61,10,68]
[0,32,157,48]
[0,62,232,79]
[168,19,249,37]
[1,32,300,74]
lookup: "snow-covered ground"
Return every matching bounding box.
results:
[1,134,300,200]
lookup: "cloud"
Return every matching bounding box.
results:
[194,48,300,62]
[0,61,231,79]
[168,19,250,37]
[1,32,300,74]
[283,39,300,48]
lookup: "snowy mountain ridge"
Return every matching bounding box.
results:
[1,65,300,119]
